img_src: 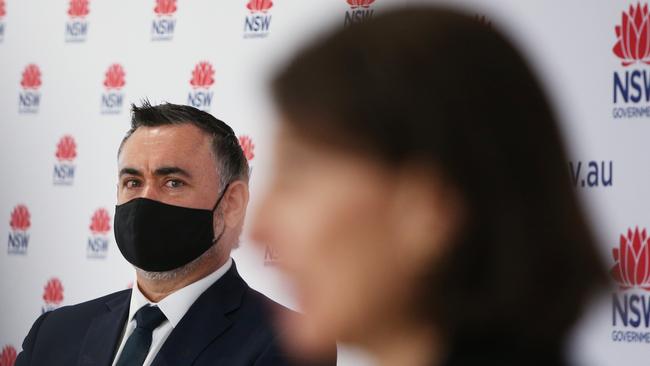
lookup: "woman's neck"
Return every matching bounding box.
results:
[370,325,441,366]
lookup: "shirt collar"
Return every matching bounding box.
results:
[128,257,233,328]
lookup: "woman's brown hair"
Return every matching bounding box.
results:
[272,6,607,352]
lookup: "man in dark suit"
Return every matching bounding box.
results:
[16,102,335,366]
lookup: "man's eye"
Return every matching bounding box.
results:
[165,180,184,188]
[125,180,140,188]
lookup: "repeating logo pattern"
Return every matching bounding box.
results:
[53,135,77,185]
[42,278,64,313]
[0,345,16,366]
[613,3,650,66]
[87,208,111,259]
[244,0,273,38]
[8,205,30,255]
[101,64,126,114]
[187,61,215,111]
[152,0,176,41]
[155,0,176,16]
[344,0,375,26]
[612,2,650,119]
[20,65,41,90]
[1,2,644,363]
[238,135,255,161]
[18,64,41,114]
[611,227,650,290]
[104,64,125,90]
[190,62,215,88]
[611,227,650,342]
[65,0,89,42]
[68,0,90,18]
[9,205,30,232]
[247,0,273,13]
[264,245,279,266]
[0,0,6,43]
[347,0,375,9]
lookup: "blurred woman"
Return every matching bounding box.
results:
[252,6,606,366]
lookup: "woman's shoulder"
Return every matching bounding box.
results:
[441,337,569,366]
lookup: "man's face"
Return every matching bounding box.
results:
[117,123,220,210]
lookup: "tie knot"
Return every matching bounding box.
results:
[134,305,166,331]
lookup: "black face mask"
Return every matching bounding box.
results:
[114,185,229,272]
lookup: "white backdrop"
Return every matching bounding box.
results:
[0,0,647,365]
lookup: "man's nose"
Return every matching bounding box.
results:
[140,184,160,201]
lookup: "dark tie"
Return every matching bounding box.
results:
[115,305,167,366]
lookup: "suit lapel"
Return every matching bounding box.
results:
[77,290,131,366]
[152,263,247,366]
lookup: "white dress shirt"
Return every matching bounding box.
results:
[111,258,233,366]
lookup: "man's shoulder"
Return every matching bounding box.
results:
[237,286,338,366]
[18,289,131,355]
[215,262,295,321]
[241,285,294,318]
[43,288,131,323]
[221,281,295,339]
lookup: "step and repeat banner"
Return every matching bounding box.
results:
[0,0,647,365]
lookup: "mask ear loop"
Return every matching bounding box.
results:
[211,183,230,244]
[212,183,230,211]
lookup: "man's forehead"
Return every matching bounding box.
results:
[118,124,216,168]
[129,123,209,142]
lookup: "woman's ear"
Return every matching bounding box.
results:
[220,181,250,229]
[390,168,464,274]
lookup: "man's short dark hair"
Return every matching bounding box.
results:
[119,101,249,188]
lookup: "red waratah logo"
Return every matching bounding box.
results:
[68,0,89,18]
[611,227,650,290]
[9,205,30,231]
[247,0,273,13]
[43,278,64,305]
[613,3,650,66]
[55,135,77,162]
[20,64,41,90]
[347,0,375,9]
[154,0,176,16]
[190,62,215,89]
[103,64,125,90]
[0,0,6,19]
[89,208,111,235]
[238,135,255,161]
[0,346,16,366]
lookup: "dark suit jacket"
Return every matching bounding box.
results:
[16,262,335,366]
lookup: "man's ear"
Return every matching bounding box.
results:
[220,181,250,229]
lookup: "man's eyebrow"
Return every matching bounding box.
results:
[154,166,192,178]
[119,167,143,177]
